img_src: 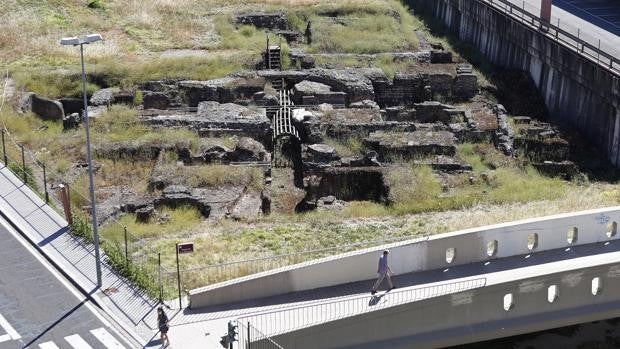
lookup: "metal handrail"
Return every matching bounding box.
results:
[480,0,619,75]
[237,277,487,337]
[238,321,285,349]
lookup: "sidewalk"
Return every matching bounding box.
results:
[0,162,164,347]
[0,161,270,348]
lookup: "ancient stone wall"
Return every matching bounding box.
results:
[408,0,620,166]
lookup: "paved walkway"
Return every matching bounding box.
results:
[176,238,620,339]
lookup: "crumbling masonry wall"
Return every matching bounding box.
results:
[409,0,620,165]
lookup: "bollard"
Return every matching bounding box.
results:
[58,184,73,225]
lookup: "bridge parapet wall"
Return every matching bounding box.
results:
[189,207,620,308]
[271,257,620,349]
[409,0,620,165]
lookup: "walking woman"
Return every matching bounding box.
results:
[157,306,170,347]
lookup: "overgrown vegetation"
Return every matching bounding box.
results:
[92,105,200,150]
[323,136,364,157]
[100,205,204,241]
[4,0,620,299]
[184,165,265,191]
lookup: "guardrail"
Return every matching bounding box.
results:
[237,277,486,338]
[479,0,619,75]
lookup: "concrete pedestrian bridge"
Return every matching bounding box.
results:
[187,207,620,348]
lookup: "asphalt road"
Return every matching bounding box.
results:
[0,218,131,349]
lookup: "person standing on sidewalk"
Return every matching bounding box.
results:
[371,250,395,295]
[157,306,170,347]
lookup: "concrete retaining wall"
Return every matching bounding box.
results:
[271,259,620,349]
[408,0,620,165]
[189,207,620,308]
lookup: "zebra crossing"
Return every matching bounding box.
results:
[38,327,126,349]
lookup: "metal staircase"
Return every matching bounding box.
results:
[266,35,283,71]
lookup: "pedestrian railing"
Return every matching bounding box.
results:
[237,277,487,338]
[237,321,285,349]
[479,0,619,76]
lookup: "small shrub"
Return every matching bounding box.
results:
[87,0,105,9]
[100,205,203,240]
[71,211,93,243]
[133,90,143,105]
[323,137,364,157]
[103,240,160,298]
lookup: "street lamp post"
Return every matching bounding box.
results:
[60,34,104,288]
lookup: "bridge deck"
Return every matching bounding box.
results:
[175,238,620,343]
[505,0,619,61]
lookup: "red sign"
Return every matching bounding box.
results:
[177,242,194,254]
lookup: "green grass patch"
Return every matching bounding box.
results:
[385,162,569,215]
[183,165,265,191]
[457,143,487,173]
[209,15,267,52]
[322,137,364,157]
[308,14,417,54]
[100,205,203,242]
[92,105,200,150]
[12,69,99,99]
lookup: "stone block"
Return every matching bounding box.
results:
[305,144,340,163]
[430,50,452,63]
[60,97,83,116]
[90,87,116,106]
[513,116,532,124]
[143,91,170,110]
[62,113,82,130]
[32,94,64,121]
[234,11,288,30]
[453,73,478,100]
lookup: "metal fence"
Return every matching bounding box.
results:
[480,0,619,75]
[237,277,487,339]
[237,322,285,349]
